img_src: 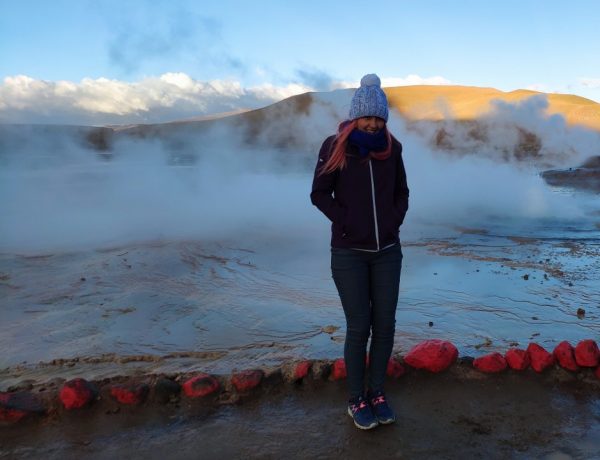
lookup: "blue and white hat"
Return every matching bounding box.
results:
[348,74,389,122]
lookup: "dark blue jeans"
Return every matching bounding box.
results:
[331,244,403,399]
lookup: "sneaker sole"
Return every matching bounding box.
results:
[377,416,396,425]
[347,407,379,430]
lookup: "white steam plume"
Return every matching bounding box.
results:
[1,93,599,254]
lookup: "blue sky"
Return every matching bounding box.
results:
[1,0,599,124]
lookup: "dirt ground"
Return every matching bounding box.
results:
[2,371,599,460]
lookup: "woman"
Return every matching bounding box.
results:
[310,74,409,430]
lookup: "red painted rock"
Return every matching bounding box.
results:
[110,384,149,405]
[59,378,98,409]
[473,353,507,373]
[231,370,264,392]
[0,392,46,422]
[553,341,579,372]
[294,361,312,380]
[574,340,600,367]
[386,358,405,379]
[404,340,458,372]
[505,348,530,371]
[183,374,220,398]
[0,407,28,423]
[527,343,555,373]
[331,359,347,380]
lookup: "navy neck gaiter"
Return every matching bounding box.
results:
[348,129,388,158]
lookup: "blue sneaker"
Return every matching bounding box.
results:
[368,390,396,425]
[347,395,379,430]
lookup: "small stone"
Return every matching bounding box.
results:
[553,341,579,372]
[505,348,530,371]
[331,359,347,380]
[80,277,86,281]
[231,370,264,392]
[473,353,507,373]
[386,358,405,379]
[183,374,220,398]
[0,407,28,423]
[0,392,46,422]
[293,361,312,381]
[576,308,586,319]
[428,321,434,327]
[523,274,529,280]
[59,378,98,410]
[404,339,458,373]
[527,343,555,372]
[574,340,600,367]
[110,384,149,405]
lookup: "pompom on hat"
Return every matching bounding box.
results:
[348,73,389,122]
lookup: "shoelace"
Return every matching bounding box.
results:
[350,400,368,414]
[371,395,386,406]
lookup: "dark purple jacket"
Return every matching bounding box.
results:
[310,134,409,251]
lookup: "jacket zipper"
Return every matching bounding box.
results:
[368,160,380,251]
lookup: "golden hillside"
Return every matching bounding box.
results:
[384,85,600,132]
[98,84,599,154]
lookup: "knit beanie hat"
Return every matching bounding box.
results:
[348,74,389,122]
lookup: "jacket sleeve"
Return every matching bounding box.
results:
[394,140,409,225]
[310,136,346,224]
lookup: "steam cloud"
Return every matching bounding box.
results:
[1,93,599,254]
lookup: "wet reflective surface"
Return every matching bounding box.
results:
[2,215,599,385]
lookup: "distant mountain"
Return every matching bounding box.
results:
[384,85,600,132]
[105,85,600,152]
[2,85,599,166]
[112,84,600,134]
[84,85,594,170]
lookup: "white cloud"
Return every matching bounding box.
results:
[0,73,312,125]
[0,73,453,126]
[249,83,313,101]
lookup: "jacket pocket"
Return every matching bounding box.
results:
[378,207,402,245]
[341,207,370,243]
